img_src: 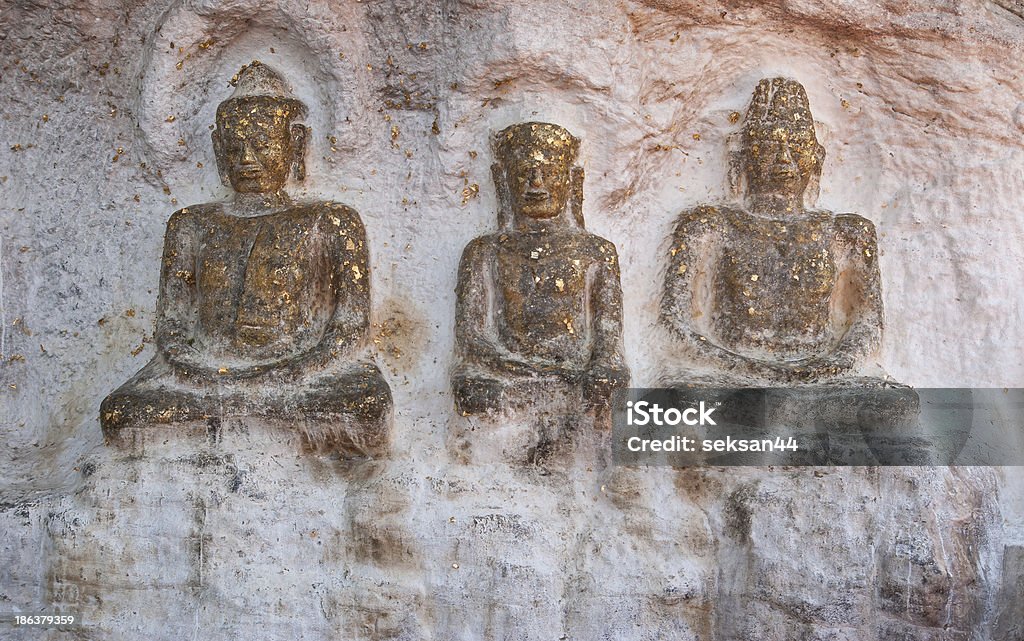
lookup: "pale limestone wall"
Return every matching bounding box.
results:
[1,1,1023,639]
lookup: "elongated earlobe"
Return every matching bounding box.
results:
[211,129,230,187]
[492,162,513,230]
[290,123,307,182]
[570,165,585,228]
[805,141,826,207]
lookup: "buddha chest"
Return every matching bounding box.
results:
[195,208,334,359]
[493,233,593,361]
[711,214,837,359]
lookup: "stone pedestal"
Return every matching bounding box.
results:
[39,416,1003,639]
[45,420,423,640]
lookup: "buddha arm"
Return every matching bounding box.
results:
[585,239,629,383]
[819,213,884,371]
[662,206,792,380]
[155,208,213,375]
[454,237,536,377]
[322,206,372,358]
[763,214,883,382]
[282,205,371,374]
[578,238,629,405]
[662,207,743,364]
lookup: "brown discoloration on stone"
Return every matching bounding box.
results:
[876,471,992,636]
[723,483,757,543]
[994,545,1024,639]
[452,122,629,419]
[100,62,392,458]
[349,522,419,569]
[371,300,429,376]
[673,468,724,506]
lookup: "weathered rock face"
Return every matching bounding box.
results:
[1,1,1023,640]
[36,440,1007,640]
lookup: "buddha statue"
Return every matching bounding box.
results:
[100,61,392,457]
[452,122,629,418]
[660,78,917,457]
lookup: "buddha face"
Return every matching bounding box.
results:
[495,122,579,221]
[212,98,305,194]
[507,154,573,219]
[744,122,823,198]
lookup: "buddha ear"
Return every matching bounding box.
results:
[727,130,746,199]
[570,165,585,228]
[211,128,230,187]
[804,141,826,207]
[492,162,511,230]
[290,123,308,182]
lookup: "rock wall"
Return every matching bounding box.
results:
[1,0,1023,639]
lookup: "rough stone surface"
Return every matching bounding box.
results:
[1,1,1023,639]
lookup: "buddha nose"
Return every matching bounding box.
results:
[528,166,544,188]
[240,143,260,166]
[776,143,794,165]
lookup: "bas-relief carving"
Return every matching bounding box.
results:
[452,122,630,419]
[98,66,919,459]
[659,78,918,445]
[100,61,392,457]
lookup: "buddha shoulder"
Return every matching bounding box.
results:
[833,212,878,245]
[286,201,364,232]
[251,201,366,246]
[312,200,362,222]
[671,204,737,238]
[577,232,619,268]
[163,203,221,235]
[463,232,503,256]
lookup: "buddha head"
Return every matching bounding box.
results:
[212,61,308,194]
[493,122,581,222]
[741,77,824,202]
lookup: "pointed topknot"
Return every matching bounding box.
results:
[494,121,580,166]
[218,60,305,119]
[743,77,814,136]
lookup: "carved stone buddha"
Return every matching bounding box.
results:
[660,78,917,457]
[452,122,629,418]
[100,61,392,457]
